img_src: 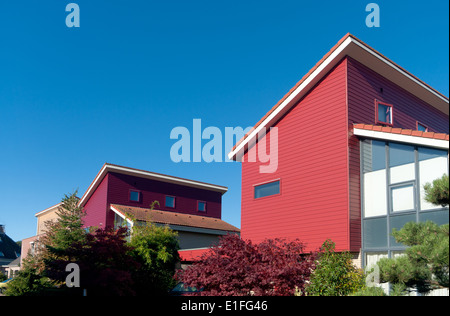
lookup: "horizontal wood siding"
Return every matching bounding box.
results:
[241,59,350,252]
[107,172,223,226]
[83,174,109,229]
[347,57,450,252]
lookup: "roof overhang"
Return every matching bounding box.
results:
[228,33,449,161]
[354,125,449,150]
[79,163,228,207]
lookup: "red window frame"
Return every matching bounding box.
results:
[416,121,429,132]
[375,100,394,126]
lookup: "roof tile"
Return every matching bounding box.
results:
[354,124,449,142]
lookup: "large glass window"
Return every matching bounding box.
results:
[361,139,449,272]
[418,147,448,211]
[362,140,387,218]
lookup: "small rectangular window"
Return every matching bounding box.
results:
[254,180,280,199]
[198,201,206,212]
[417,122,428,132]
[165,196,175,208]
[376,101,393,126]
[130,190,140,202]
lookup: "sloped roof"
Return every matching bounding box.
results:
[79,163,228,208]
[0,231,21,262]
[110,204,240,233]
[228,33,449,161]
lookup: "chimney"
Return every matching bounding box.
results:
[0,224,4,234]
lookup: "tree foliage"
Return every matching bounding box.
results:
[128,222,180,296]
[378,221,449,294]
[5,193,180,296]
[177,234,316,296]
[45,227,138,296]
[424,174,449,207]
[306,240,365,296]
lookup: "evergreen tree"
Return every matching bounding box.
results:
[424,174,449,207]
[377,221,449,294]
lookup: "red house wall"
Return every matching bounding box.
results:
[107,172,223,221]
[241,58,350,252]
[82,172,224,229]
[83,174,109,229]
[346,57,449,251]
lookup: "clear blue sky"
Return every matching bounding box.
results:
[0,0,448,242]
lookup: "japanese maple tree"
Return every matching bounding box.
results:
[177,234,317,296]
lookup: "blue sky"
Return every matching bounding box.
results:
[0,0,448,241]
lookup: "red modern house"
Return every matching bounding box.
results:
[78,163,239,262]
[228,34,449,270]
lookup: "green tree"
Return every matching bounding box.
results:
[4,192,83,296]
[41,191,86,259]
[306,240,365,296]
[128,221,180,295]
[3,257,54,296]
[424,174,449,207]
[377,221,449,294]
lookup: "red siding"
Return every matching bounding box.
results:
[82,172,223,230]
[241,58,350,252]
[83,174,109,228]
[347,57,449,133]
[107,172,223,226]
[346,57,449,251]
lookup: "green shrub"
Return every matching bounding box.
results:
[306,240,365,296]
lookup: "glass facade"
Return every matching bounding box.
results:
[361,139,449,268]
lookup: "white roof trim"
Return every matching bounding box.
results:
[110,205,134,226]
[79,164,228,207]
[228,35,449,161]
[354,128,449,150]
[35,203,62,217]
[228,37,353,161]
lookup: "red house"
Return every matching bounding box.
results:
[78,163,240,263]
[228,34,449,269]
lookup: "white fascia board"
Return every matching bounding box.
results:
[35,203,62,217]
[228,36,449,161]
[110,205,134,226]
[78,164,108,207]
[354,128,449,150]
[79,164,228,207]
[105,165,228,193]
[228,37,353,161]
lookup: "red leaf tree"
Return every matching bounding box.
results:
[177,234,317,296]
